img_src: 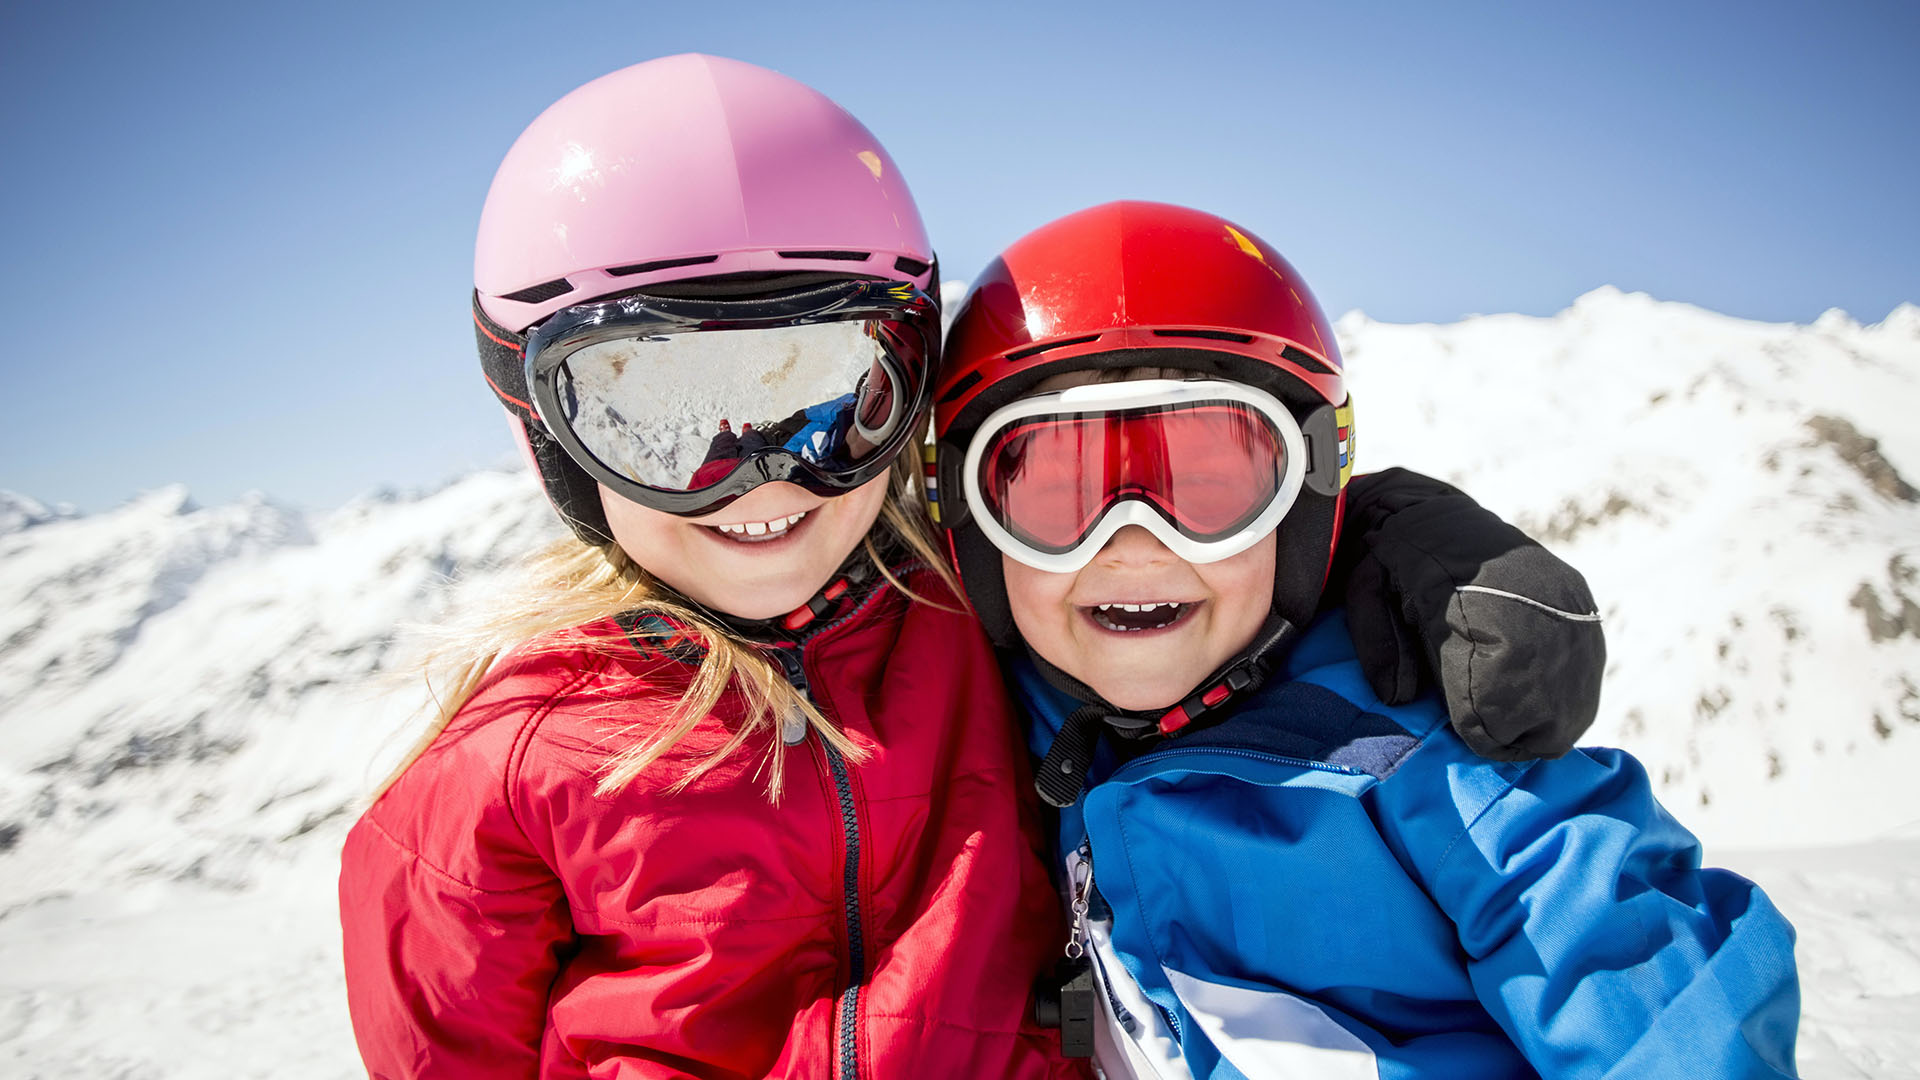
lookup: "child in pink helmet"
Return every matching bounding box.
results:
[340,59,1607,1077]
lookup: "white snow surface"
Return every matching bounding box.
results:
[2,291,1917,1076]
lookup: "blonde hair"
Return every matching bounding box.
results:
[381,448,960,803]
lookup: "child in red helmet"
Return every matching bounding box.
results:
[932,201,1800,1077]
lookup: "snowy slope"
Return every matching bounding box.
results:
[1,292,1917,1077]
[1343,289,1920,850]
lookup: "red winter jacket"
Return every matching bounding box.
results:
[340,568,1080,1078]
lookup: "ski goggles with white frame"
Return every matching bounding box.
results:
[961,379,1348,573]
[524,279,937,517]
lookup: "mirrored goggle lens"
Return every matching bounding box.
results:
[979,403,1285,554]
[548,319,915,491]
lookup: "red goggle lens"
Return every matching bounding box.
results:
[978,403,1284,554]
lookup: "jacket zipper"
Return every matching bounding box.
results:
[822,739,865,1080]
[772,640,867,1080]
[1068,843,1172,1045]
[1108,744,1363,782]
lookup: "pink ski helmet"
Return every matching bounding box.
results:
[472,54,937,542]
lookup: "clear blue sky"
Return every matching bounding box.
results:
[3,1,1914,513]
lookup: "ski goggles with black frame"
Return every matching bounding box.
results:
[960,379,1348,573]
[524,279,937,517]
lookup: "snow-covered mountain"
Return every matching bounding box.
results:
[1345,288,1920,850]
[1,290,1916,1077]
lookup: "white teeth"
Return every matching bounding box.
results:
[1091,601,1189,632]
[714,511,808,538]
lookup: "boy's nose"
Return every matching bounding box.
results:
[1095,525,1179,568]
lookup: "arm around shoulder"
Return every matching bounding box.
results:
[1406,745,1800,1078]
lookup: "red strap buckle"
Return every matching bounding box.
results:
[781,577,852,631]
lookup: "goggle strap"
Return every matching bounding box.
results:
[472,292,534,417]
[921,443,943,526]
[1300,402,1344,497]
[929,439,971,530]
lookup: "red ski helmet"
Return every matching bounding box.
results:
[931,201,1353,646]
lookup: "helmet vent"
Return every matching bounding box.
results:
[778,250,871,262]
[500,277,574,304]
[893,256,932,276]
[1281,344,1336,375]
[937,371,983,404]
[606,254,721,277]
[1006,334,1102,363]
[1153,328,1253,344]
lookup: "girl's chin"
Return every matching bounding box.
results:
[682,585,821,623]
[670,565,841,623]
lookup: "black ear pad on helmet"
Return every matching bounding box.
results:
[1268,489,1337,631]
[521,418,614,546]
[952,522,1017,647]
[472,292,613,547]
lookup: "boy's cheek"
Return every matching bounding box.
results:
[1000,540,1278,711]
[1001,559,1080,658]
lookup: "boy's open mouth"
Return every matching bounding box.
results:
[1083,601,1198,633]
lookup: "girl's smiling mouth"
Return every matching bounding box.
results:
[705,510,810,544]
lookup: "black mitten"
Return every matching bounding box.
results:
[1331,468,1605,760]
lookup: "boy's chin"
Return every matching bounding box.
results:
[1079,671,1188,713]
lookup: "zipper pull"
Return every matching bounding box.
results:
[771,648,811,746]
[1066,846,1093,960]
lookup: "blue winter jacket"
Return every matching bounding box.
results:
[1012,610,1800,1079]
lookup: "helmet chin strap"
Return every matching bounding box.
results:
[1029,612,1301,808]
[657,541,888,647]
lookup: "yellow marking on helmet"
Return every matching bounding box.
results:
[857,150,884,180]
[1336,398,1356,489]
[1225,225,1266,262]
